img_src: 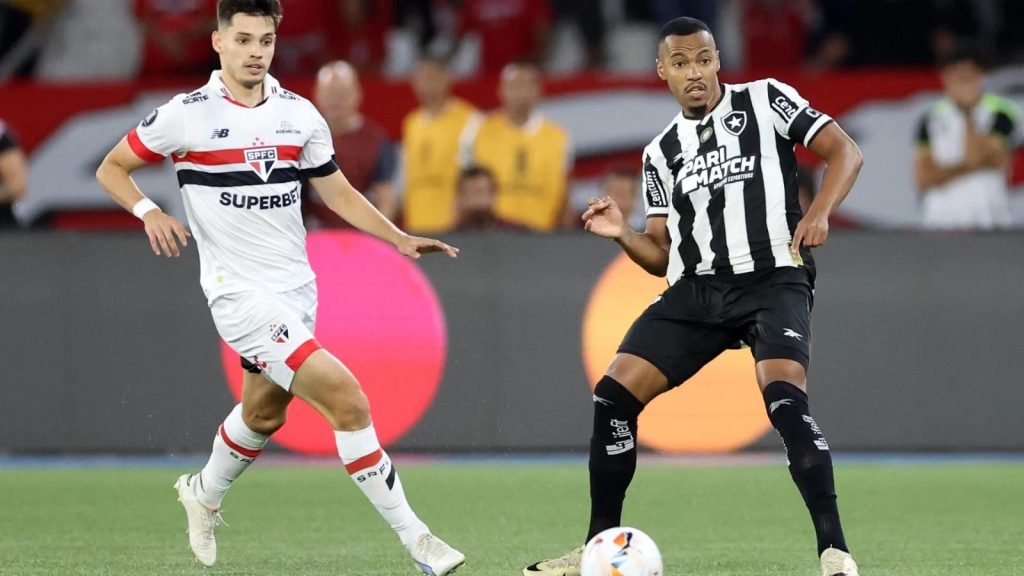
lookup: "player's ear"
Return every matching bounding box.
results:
[715,50,721,73]
[656,59,666,81]
[212,30,222,54]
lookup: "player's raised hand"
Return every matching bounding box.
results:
[582,196,625,239]
[143,210,191,258]
[790,210,829,253]
[396,234,459,260]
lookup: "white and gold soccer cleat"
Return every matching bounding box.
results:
[173,473,225,567]
[820,547,859,576]
[410,533,466,576]
[523,545,584,576]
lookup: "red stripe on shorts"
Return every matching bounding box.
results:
[285,338,321,372]
[219,425,262,458]
[344,448,383,474]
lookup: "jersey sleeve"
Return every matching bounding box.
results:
[915,113,931,148]
[127,97,188,162]
[642,147,671,218]
[299,102,339,178]
[765,79,833,147]
[990,101,1020,145]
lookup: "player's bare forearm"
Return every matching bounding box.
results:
[96,136,190,257]
[617,227,670,277]
[311,171,404,245]
[96,137,152,211]
[807,123,863,216]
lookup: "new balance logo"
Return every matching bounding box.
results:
[769,398,793,414]
[211,128,230,139]
[783,328,804,340]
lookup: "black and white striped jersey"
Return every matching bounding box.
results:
[642,79,833,283]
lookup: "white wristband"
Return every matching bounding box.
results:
[131,198,159,220]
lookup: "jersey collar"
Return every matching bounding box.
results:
[207,70,282,108]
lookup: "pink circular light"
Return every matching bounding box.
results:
[220,231,448,454]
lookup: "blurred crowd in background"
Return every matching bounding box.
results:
[0,0,1022,232]
[4,0,1024,79]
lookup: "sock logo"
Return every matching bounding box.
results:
[593,395,613,406]
[605,418,635,455]
[769,398,793,414]
[803,415,829,450]
[354,458,396,488]
[802,414,823,435]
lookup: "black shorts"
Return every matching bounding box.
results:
[617,266,814,387]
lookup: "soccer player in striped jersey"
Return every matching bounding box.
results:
[94,1,464,574]
[524,17,863,576]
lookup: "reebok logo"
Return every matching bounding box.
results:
[783,328,804,340]
[769,398,793,414]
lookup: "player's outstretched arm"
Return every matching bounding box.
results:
[96,137,190,257]
[584,196,670,277]
[310,170,458,259]
[792,122,863,252]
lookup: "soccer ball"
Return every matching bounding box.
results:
[581,526,663,576]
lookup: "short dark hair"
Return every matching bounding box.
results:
[939,41,987,69]
[458,165,497,191]
[218,0,282,29]
[659,17,712,43]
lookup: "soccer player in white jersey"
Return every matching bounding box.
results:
[95,1,465,574]
[524,18,864,576]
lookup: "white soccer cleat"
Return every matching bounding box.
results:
[410,533,466,576]
[173,473,225,567]
[820,547,859,576]
[522,545,584,576]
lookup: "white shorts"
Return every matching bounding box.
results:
[210,281,321,390]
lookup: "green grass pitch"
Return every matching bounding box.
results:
[1,459,1021,575]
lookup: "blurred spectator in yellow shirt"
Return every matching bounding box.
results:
[467,62,572,231]
[400,56,481,233]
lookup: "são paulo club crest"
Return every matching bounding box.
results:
[269,323,289,343]
[245,137,278,181]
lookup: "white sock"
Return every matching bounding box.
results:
[197,404,268,510]
[336,424,429,549]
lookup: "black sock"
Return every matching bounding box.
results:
[586,376,644,543]
[763,381,848,555]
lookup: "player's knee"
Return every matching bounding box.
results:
[326,384,371,431]
[242,404,287,435]
[593,376,645,420]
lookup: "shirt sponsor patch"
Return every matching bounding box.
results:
[771,93,800,123]
[644,163,669,207]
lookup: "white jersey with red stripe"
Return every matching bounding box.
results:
[128,71,338,302]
